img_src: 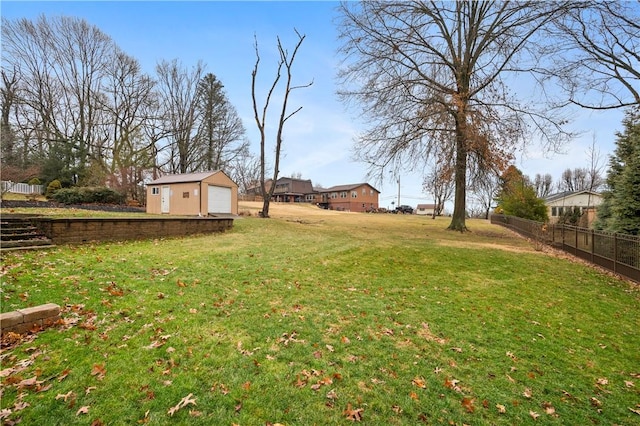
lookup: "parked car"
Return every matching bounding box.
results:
[395,205,414,214]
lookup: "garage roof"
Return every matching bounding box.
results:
[148,171,221,185]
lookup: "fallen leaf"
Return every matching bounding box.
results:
[76,406,90,415]
[461,397,475,413]
[13,401,29,411]
[523,388,533,399]
[596,377,608,386]
[444,377,461,393]
[343,403,364,421]
[409,391,419,400]
[529,410,540,420]
[496,404,506,414]
[91,364,106,380]
[624,380,634,388]
[168,393,197,416]
[85,386,97,395]
[590,397,602,408]
[629,407,640,416]
[58,369,71,382]
[17,376,39,389]
[412,377,427,389]
[326,389,338,400]
[56,391,75,402]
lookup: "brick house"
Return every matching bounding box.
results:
[314,183,380,212]
[146,170,238,216]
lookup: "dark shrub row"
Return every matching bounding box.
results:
[49,187,125,205]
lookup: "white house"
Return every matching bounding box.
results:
[544,190,603,224]
[416,203,437,216]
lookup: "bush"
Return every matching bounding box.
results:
[50,188,85,204]
[46,179,62,197]
[49,187,125,205]
[27,177,41,185]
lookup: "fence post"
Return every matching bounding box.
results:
[590,229,594,263]
[613,233,617,275]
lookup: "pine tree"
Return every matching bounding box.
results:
[595,108,640,235]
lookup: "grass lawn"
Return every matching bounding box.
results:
[1,203,639,425]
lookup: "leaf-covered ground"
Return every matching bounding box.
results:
[1,204,639,425]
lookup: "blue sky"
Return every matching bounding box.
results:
[1,1,626,210]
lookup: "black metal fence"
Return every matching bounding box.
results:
[490,214,639,283]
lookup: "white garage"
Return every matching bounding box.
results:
[208,185,232,214]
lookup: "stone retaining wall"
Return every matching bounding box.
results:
[0,303,60,335]
[32,216,233,245]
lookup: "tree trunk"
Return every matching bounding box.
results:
[448,116,468,232]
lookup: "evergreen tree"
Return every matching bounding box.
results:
[595,109,640,235]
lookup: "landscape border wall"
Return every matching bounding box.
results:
[0,303,60,335]
[491,214,639,283]
[31,216,234,244]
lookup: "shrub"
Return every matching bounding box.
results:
[49,186,125,205]
[27,177,41,185]
[46,179,62,197]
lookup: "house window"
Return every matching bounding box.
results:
[183,192,189,199]
[340,191,347,198]
[151,187,159,195]
[331,192,337,199]
[370,189,374,196]
[351,191,358,198]
[551,207,557,216]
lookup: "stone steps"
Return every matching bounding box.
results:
[0,218,54,251]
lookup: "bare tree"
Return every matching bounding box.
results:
[470,168,502,219]
[251,29,312,218]
[423,145,454,218]
[550,1,640,110]
[585,138,606,193]
[228,148,261,196]
[533,173,554,198]
[337,1,571,232]
[155,59,205,174]
[558,166,600,193]
[0,67,19,166]
[100,50,159,200]
[2,15,116,183]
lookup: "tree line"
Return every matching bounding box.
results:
[1,15,258,201]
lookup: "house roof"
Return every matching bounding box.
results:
[320,183,380,193]
[274,177,314,195]
[148,171,222,185]
[417,204,436,209]
[544,190,601,203]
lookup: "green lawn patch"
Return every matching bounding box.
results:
[1,209,639,425]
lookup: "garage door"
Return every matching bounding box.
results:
[208,185,232,214]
